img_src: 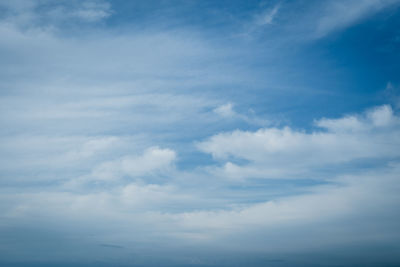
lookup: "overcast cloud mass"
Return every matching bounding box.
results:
[1,0,400,266]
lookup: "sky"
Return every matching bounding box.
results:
[0,0,400,266]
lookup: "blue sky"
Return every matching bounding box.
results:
[1,0,400,266]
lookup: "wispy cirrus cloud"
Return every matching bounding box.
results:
[254,3,281,26]
[246,0,400,40]
[314,0,400,38]
[0,0,112,28]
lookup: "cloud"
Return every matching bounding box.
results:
[213,102,236,118]
[64,1,112,22]
[213,102,269,126]
[255,4,280,26]
[0,135,151,185]
[250,0,400,41]
[384,82,400,108]
[87,147,177,181]
[316,104,397,130]
[0,0,265,186]
[60,146,177,188]
[0,0,112,28]
[171,163,400,259]
[1,104,400,265]
[1,155,399,263]
[198,105,400,179]
[314,0,400,38]
[64,136,120,160]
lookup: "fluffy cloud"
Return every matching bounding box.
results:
[198,105,400,179]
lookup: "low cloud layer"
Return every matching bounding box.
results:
[1,106,400,265]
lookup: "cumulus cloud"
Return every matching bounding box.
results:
[198,105,400,179]
[316,104,397,130]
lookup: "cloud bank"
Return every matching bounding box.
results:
[1,105,400,266]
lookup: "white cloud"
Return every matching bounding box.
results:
[213,102,269,126]
[64,136,120,160]
[0,105,400,263]
[213,102,236,118]
[316,104,397,131]
[83,146,177,182]
[172,163,400,253]
[0,135,148,183]
[315,0,400,38]
[367,104,396,126]
[2,161,399,257]
[198,105,400,179]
